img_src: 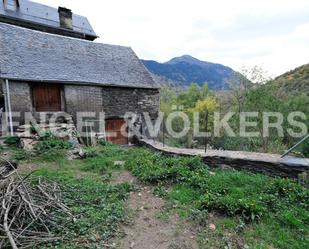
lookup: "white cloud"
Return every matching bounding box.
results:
[35,0,309,76]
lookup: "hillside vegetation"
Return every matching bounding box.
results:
[270,63,309,97]
[159,63,309,155]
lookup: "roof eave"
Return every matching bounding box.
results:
[0,14,98,39]
[0,77,161,90]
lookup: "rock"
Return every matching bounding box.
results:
[19,138,37,151]
[67,148,85,160]
[114,161,125,166]
[209,223,216,231]
[218,164,234,171]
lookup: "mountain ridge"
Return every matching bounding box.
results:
[142,55,237,90]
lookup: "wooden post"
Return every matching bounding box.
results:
[162,116,165,147]
[204,109,209,153]
[140,121,143,138]
[5,79,13,136]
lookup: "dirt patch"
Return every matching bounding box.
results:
[17,163,46,173]
[111,171,199,249]
[111,171,137,185]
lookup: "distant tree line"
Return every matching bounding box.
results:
[159,66,309,157]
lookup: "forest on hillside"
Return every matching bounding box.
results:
[158,66,309,156]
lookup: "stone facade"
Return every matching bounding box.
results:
[64,84,160,119]
[64,85,103,118]
[101,87,160,119]
[2,81,160,137]
[4,81,33,113]
[2,81,32,125]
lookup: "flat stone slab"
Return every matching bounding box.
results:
[140,139,309,178]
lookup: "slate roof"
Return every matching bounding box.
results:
[0,23,159,89]
[0,0,96,38]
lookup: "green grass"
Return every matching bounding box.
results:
[3,141,309,248]
[32,168,131,248]
[125,147,309,249]
[2,142,132,248]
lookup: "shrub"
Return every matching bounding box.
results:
[189,209,209,227]
[13,150,34,161]
[4,136,20,147]
[83,157,114,174]
[84,148,101,158]
[38,131,53,140]
[299,139,309,157]
[126,149,207,184]
[35,139,72,152]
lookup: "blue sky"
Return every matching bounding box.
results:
[36,0,309,77]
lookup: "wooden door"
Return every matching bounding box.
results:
[105,119,128,145]
[32,84,62,112]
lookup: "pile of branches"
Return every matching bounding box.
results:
[0,158,73,248]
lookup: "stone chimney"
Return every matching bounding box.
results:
[58,7,73,30]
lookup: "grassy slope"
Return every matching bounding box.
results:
[3,143,309,248]
[269,63,309,98]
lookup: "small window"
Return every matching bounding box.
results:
[4,0,18,11]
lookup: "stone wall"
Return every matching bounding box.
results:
[2,81,32,126]
[138,139,309,179]
[5,81,32,113]
[3,82,160,139]
[64,85,103,119]
[64,84,159,119]
[101,87,160,119]
[65,84,160,142]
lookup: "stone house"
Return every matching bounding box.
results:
[0,0,160,144]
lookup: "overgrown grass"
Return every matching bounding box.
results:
[32,168,131,248]
[81,143,129,174]
[3,141,309,248]
[125,148,309,249]
[2,140,132,248]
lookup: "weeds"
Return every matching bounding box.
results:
[124,147,309,248]
[34,139,72,152]
[30,167,132,248]
[13,149,34,161]
[3,143,308,248]
[4,136,20,146]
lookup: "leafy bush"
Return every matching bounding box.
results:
[38,131,54,141]
[126,148,206,184]
[299,139,309,157]
[83,157,114,174]
[4,136,20,147]
[84,148,101,158]
[189,209,209,227]
[35,139,72,152]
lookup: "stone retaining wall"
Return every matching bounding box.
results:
[138,139,309,179]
